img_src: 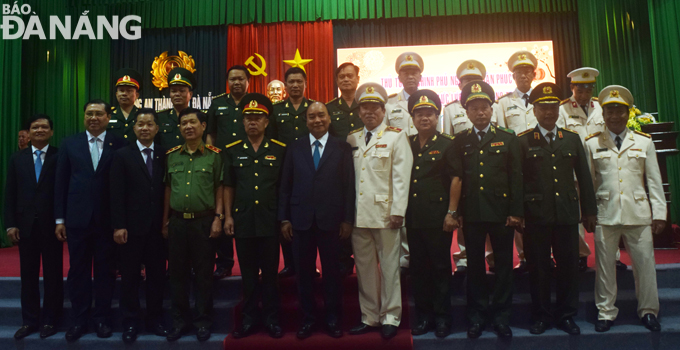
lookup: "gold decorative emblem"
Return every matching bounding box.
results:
[610,90,620,98]
[467,63,475,70]
[583,72,590,78]
[249,100,258,108]
[419,95,429,103]
[519,54,527,61]
[122,75,130,82]
[150,51,196,90]
[366,86,375,94]
[543,86,553,94]
[406,55,413,61]
[174,74,181,80]
[283,49,313,73]
[471,83,482,93]
[245,53,267,76]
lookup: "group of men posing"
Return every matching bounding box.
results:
[4,49,666,343]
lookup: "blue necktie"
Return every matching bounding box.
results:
[34,150,43,182]
[143,148,153,176]
[313,140,321,170]
[91,137,100,170]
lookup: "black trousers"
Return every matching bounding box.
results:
[280,239,294,270]
[235,236,280,327]
[168,216,216,329]
[524,223,579,322]
[338,236,355,274]
[292,221,343,325]
[119,230,166,328]
[66,223,116,326]
[464,221,514,325]
[407,227,453,324]
[19,219,63,327]
[215,234,234,270]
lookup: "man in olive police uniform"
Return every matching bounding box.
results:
[223,93,285,339]
[157,67,195,149]
[406,90,460,338]
[518,83,597,335]
[109,68,142,142]
[268,67,315,277]
[449,81,523,338]
[163,108,224,342]
[207,65,252,279]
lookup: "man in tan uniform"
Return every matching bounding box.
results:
[347,82,413,340]
[585,85,665,333]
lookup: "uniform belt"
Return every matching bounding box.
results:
[171,209,215,220]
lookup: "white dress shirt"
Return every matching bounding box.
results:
[473,124,491,141]
[137,140,155,162]
[363,125,382,145]
[609,128,628,144]
[538,124,558,143]
[514,87,533,102]
[32,144,49,163]
[309,132,329,158]
[87,130,106,161]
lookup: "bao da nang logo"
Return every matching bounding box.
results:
[2,2,141,40]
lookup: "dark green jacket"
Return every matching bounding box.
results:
[406,132,456,229]
[107,105,138,142]
[449,125,523,223]
[223,138,286,238]
[518,126,597,225]
[156,108,183,149]
[267,97,314,145]
[326,97,363,140]
[207,93,246,151]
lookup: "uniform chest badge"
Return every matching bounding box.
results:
[238,156,249,160]
[265,155,276,160]
[218,107,229,110]
[630,148,642,152]
[491,142,504,147]
[429,150,441,155]
[596,148,608,152]
[376,144,387,148]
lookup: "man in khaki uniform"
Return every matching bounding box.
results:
[584,85,665,333]
[347,83,413,340]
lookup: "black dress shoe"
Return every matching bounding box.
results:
[454,265,467,276]
[166,326,191,341]
[14,325,38,339]
[595,320,613,332]
[65,325,86,342]
[232,324,258,339]
[196,327,211,341]
[122,327,138,344]
[297,323,316,339]
[434,321,450,338]
[349,322,378,335]
[381,325,398,339]
[514,261,528,275]
[213,266,232,279]
[278,267,295,278]
[579,257,588,271]
[493,324,512,338]
[326,323,343,338]
[411,320,433,335]
[147,323,168,337]
[641,314,661,332]
[96,323,112,338]
[616,260,627,271]
[529,320,550,334]
[267,324,284,339]
[557,318,580,335]
[488,266,496,274]
[467,324,484,338]
[40,325,57,339]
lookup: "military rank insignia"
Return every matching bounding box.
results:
[376,144,387,148]
[558,131,563,139]
[534,132,541,140]
[429,150,441,155]
[491,142,504,147]
[265,155,276,160]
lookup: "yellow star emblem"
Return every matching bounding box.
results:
[283,49,313,72]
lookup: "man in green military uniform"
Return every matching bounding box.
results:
[327,62,363,140]
[223,93,285,339]
[207,65,251,279]
[449,81,523,339]
[406,90,461,338]
[519,83,597,335]
[109,68,142,142]
[268,66,315,277]
[162,108,224,342]
[157,67,195,149]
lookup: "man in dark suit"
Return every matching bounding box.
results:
[4,115,63,339]
[110,109,168,343]
[54,99,126,341]
[279,101,356,339]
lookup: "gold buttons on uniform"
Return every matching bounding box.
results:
[176,136,180,139]
[337,118,340,121]
[503,193,507,197]
[534,154,537,157]
[239,164,242,167]
[618,167,622,170]
[362,167,365,170]
[255,160,259,163]
[187,182,190,185]
[185,194,189,197]
[551,154,555,158]
[255,173,258,176]
[553,166,557,170]
[618,155,621,158]
[480,162,484,166]
[556,192,560,196]
[621,191,624,194]
[413,193,417,197]
[295,116,298,119]
[255,200,259,204]
[361,179,364,183]
[413,179,417,183]
[255,186,259,190]
[188,171,191,173]
[124,135,128,138]
[620,179,623,182]
[480,150,484,154]
[418,153,422,157]
[189,159,193,161]
[480,187,484,190]
[202,169,205,171]
[432,157,436,160]
[233,119,237,123]
[554,179,558,183]
[360,192,363,195]
[295,127,298,130]
[233,133,236,136]
[480,174,484,178]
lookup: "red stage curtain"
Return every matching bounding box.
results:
[227,21,336,104]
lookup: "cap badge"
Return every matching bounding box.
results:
[406,55,413,61]
[610,90,620,98]
[543,86,553,94]
[471,83,482,93]
[583,72,590,78]
[419,95,429,103]
[467,63,475,70]
[366,86,375,94]
[122,75,130,82]
[249,100,258,108]
[174,74,181,80]
[519,54,527,61]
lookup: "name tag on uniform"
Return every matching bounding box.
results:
[630,149,642,152]
[110,119,118,123]
[279,113,289,116]
[529,146,541,151]
[265,155,276,160]
[569,115,580,119]
[376,144,387,148]
[507,105,518,111]
[238,156,249,159]
[429,150,440,155]
[454,114,465,119]
[491,142,504,147]
[391,109,402,113]
[596,148,608,152]
[218,106,229,110]
[332,111,342,115]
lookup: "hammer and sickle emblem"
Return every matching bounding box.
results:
[245,53,268,76]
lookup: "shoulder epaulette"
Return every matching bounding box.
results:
[385,126,402,132]
[156,108,171,113]
[166,145,181,154]
[225,140,242,149]
[585,132,601,141]
[271,139,287,147]
[388,93,398,98]
[498,92,513,100]
[326,97,338,105]
[455,129,469,137]
[560,98,570,105]
[444,100,459,107]
[273,100,285,105]
[307,98,316,103]
[496,126,514,134]
[634,130,651,138]
[441,133,455,140]
[592,97,598,101]
[212,92,227,100]
[205,144,222,153]
[517,129,533,137]
[348,128,363,135]
[562,128,579,135]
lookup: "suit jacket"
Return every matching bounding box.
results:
[584,128,666,226]
[278,134,356,231]
[346,124,414,228]
[110,142,166,235]
[54,132,126,229]
[4,146,58,238]
[519,126,597,225]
